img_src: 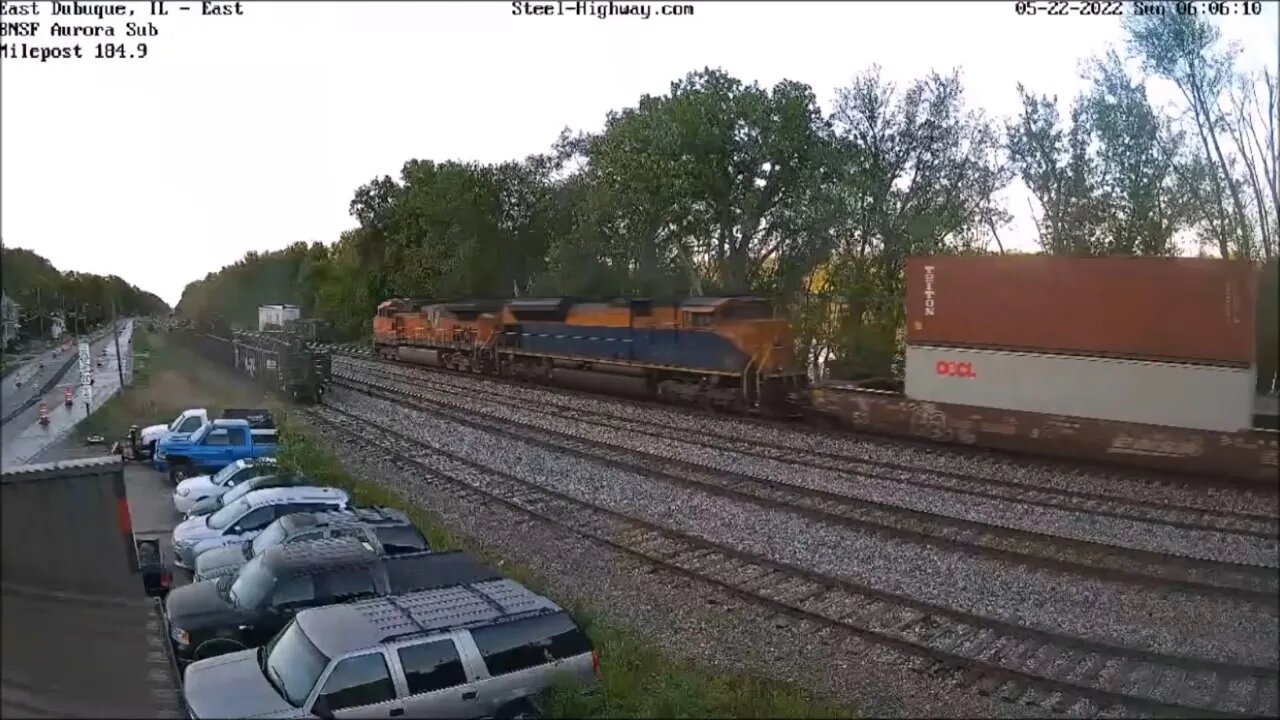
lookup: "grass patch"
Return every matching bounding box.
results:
[77,329,271,441]
[273,416,850,719]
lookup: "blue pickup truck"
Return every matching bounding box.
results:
[155,419,279,484]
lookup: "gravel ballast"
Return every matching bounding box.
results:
[336,366,1279,567]
[308,411,1055,719]
[329,386,1280,670]
[340,356,1280,519]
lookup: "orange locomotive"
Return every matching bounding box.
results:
[374,296,809,414]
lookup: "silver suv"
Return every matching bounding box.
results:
[192,506,428,582]
[182,579,599,719]
[171,486,350,569]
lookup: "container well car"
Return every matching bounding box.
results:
[193,506,428,582]
[172,457,279,515]
[171,486,350,569]
[182,578,598,719]
[182,470,315,519]
[167,539,498,662]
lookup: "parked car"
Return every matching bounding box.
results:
[171,486,350,569]
[181,578,598,719]
[172,457,279,515]
[183,471,317,519]
[166,538,497,663]
[139,408,276,460]
[156,418,279,483]
[193,506,428,582]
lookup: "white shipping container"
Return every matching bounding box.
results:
[905,345,1256,432]
[258,305,301,331]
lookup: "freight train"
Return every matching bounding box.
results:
[368,257,1277,483]
[187,324,332,402]
[373,296,810,414]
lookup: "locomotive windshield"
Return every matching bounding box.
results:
[720,301,773,321]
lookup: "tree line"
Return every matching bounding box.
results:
[1,242,170,347]
[176,9,1278,380]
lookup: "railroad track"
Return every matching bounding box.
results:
[308,401,1279,718]
[328,351,1279,535]
[328,371,1280,603]
[314,343,1280,504]
[333,356,1280,551]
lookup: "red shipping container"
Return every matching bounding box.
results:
[905,255,1257,366]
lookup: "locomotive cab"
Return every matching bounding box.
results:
[711,297,809,413]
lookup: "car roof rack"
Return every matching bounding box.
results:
[365,579,558,645]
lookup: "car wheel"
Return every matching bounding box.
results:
[169,463,193,484]
[193,637,246,661]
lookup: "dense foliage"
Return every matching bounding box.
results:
[176,10,1277,379]
[1,243,170,343]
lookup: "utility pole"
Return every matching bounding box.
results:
[36,286,43,340]
[111,298,125,389]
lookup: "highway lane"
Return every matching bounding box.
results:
[0,328,114,420]
[1,321,134,470]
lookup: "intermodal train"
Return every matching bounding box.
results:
[186,324,332,403]
[367,256,1277,483]
[372,296,810,414]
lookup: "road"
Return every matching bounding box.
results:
[0,327,114,421]
[0,320,134,470]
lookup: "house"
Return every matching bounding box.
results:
[1,291,20,348]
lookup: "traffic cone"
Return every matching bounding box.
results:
[38,403,49,426]
[64,387,73,406]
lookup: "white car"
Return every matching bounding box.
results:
[172,458,278,516]
[171,486,351,569]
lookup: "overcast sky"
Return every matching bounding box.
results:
[2,1,1276,307]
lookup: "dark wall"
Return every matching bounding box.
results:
[1,456,137,598]
[1259,260,1278,394]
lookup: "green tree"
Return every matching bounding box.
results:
[825,67,1010,377]
[1124,7,1257,258]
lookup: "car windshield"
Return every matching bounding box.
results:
[221,478,261,505]
[251,520,289,556]
[207,498,250,530]
[189,424,210,443]
[167,415,183,431]
[228,557,275,608]
[262,620,330,708]
[211,462,245,486]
